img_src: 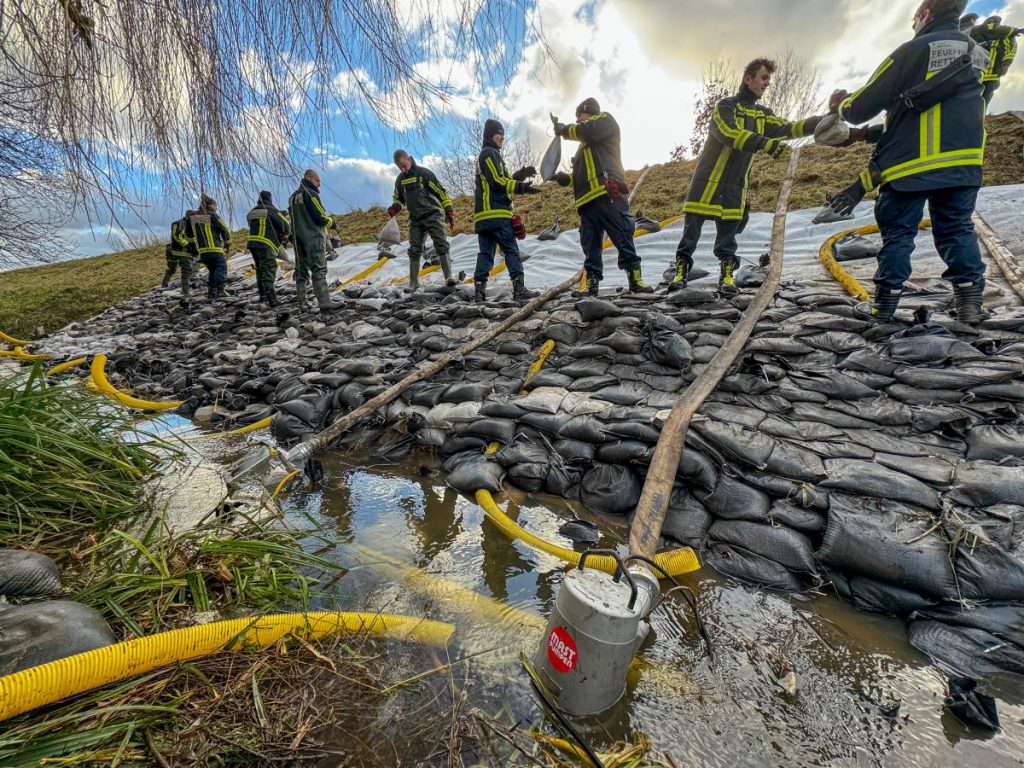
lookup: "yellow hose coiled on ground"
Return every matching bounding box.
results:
[520,340,556,393]
[474,489,700,578]
[0,611,454,722]
[601,214,682,250]
[0,346,49,361]
[333,255,390,293]
[89,355,183,411]
[818,220,932,302]
[46,357,88,376]
[0,330,34,346]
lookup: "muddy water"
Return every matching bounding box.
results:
[268,451,1024,767]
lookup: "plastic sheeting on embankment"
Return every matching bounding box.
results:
[37,197,1024,690]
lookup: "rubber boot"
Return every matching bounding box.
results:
[179,280,191,310]
[439,253,456,287]
[406,257,420,293]
[296,280,310,312]
[572,271,600,298]
[266,285,280,308]
[667,261,689,292]
[161,269,174,288]
[953,278,985,325]
[257,283,266,305]
[626,267,654,294]
[858,287,902,322]
[313,277,343,310]
[511,274,538,302]
[474,279,487,303]
[718,260,739,296]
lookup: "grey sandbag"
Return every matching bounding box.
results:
[709,519,816,573]
[271,411,315,443]
[744,336,814,355]
[581,463,641,515]
[950,462,1024,506]
[446,457,505,494]
[894,364,1021,390]
[641,319,694,370]
[507,462,549,494]
[966,424,1024,461]
[691,419,775,469]
[553,438,596,465]
[838,349,899,376]
[950,522,1024,602]
[546,323,580,345]
[440,434,489,457]
[495,441,549,468]
[520,411,571,435]
[0,601,116,675]
[594,382,653,406]
[768,501,825,535]
[597,440,653,465]
[788,371,876,400]
[677,448,718,493]
[827,398,913,427]
[661,487,712,549]
[460,418,517,444]
[0,550,62,598]
[800,331,867,354]
[833,572,938,616]
[575,298,620,322]
[833,232,879,262]
[603,421,661,443]
[557,415,607,443]
[545,463,584,499]
[442,382,494,404]
[816,495,959,600]
[888,335,984,365]
[698,474,771,522]
[920,603,1024,649]
[743,469,830,512]
[539,134,561,181]
[821,459,940,510]
[705,541,805,591]
[762,440,827,482]
[908,619,1024,681]
[758,416,843,442]
[874,452,954,486]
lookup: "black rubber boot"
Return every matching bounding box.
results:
[667,261,689,292]
[161,269,174,288]
[266,285,280,308]
[718,259,739,296]
[572,271,600,297]
[511,274,538,302]
[626,267,654,294]
[953,278,985,325]
[296,280,310,313]
[859,287,902,322]
[474,279,487,303]
[313,277,343,310]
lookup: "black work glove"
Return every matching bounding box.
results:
[764,138,790,160]
[553,171,571,187]
[825,178,867,218]
[511,166,536,182]
[553,122,568,137]
[519,182,541,195]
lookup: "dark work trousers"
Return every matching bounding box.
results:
[674,213,743,271]
[249,245,277,298]
[578,194,640,281]
[873,185,985,292]
[474,220,524,283]
[982,80,998,108]
[200,252,227,297]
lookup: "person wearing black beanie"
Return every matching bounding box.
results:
[246,189,290,306]
[553,97,653,294]
[472,118,540,302]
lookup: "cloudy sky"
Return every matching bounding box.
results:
[66,0,1019,257]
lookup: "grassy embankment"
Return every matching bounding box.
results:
[3,113,1022,341]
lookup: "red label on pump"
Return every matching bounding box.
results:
[547,626,578,673]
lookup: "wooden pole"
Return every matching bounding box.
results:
[628,149,801,561]
[973,211,1024,302]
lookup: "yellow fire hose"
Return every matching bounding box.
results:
[0,346,49,361]
[463,260,508,285]
[475,488,700,579]
[0,610,454,722]
[333,255,390,293]
[819,220,932,302]
[0,330,34,346]
[520,340,556,393]
[89,355,184,411]
[46,357,89,376]
[601,214,682,250]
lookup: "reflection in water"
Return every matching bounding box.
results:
[280,451,1024,767]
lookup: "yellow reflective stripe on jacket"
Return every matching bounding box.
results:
[918,103,942,158]
[839,57,895,117]
[879,148,984,184]
[246,218,280,256]
[859,168,877,192]
[698,146,732,206]
[485,157,515,196]
[682,201,745,220]
[567,124,578,141]
[428,180,453,209]
[310,195,334,228]
[574,146,606,208]
[713,105,758,151]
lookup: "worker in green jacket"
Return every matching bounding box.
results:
[246,190,290,307]
[388,150,456,291]
[288,169,341,312]
[969,14,1022,106]
[162,211,194,307]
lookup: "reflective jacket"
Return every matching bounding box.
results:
[971,20,1019,81]
[169,216,192,258]
[473,141,528,228]
[564,112,628,208]
[187,207,231,256]
[684,85,822,221]
[392,160,453,222]
[288,178,333,245]
[838,12,986,193]
[246,202,290,255]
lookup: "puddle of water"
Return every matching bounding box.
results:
[266,451,1024,767]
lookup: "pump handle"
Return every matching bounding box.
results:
[577,548,639,610]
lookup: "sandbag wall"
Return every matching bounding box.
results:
[42,273,1024,685]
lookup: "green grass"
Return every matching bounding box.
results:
[3,113,1021,341]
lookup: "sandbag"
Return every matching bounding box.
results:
[515,388,567,414]
[661,488,712,549]
[768,501,825,535]
[539,134,561,181]
[580,464,641,515]
[597,440,653,465]
[874,452,954,486]
[742,469,830,512]
[642,320,694,370]
[950,522,1024,602]
[677,448,719,493]
[691,419,775,469]
[708,519,816,573]
[442,382,494,404]
[507,462,549,494]
[575,298,620,322]
[821,459,940,510]
[552,439,596,465]
[602,420,661,443]
[446,457,505,494]
[762,440,827,482]
[460,418,517,445]
[894,364,1021,390]
[698,474,771,522]
[545,463,584,499]
[495,441,549,468]
[557,415,608,443]
[705,541,805,591]
[594,382,653,406]
[908,619,1024,681]
[0,550,62,598]
[950,462,1024,507]
[816,495,959,600]
[887,335,984,365]
[966,424,1024,461]
[829,571,938,616]
[0,601,116,676]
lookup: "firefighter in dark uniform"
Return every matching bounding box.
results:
[969,14,1022,106]
[246,190,290,307]
[831,0,988,324]
[554,98,653,295]
[473,119,540,303]
[387,150,456,291]
[162,211,194,308]
[288,169,341,312]
[187,195,232,300]
[671,59,824,295]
